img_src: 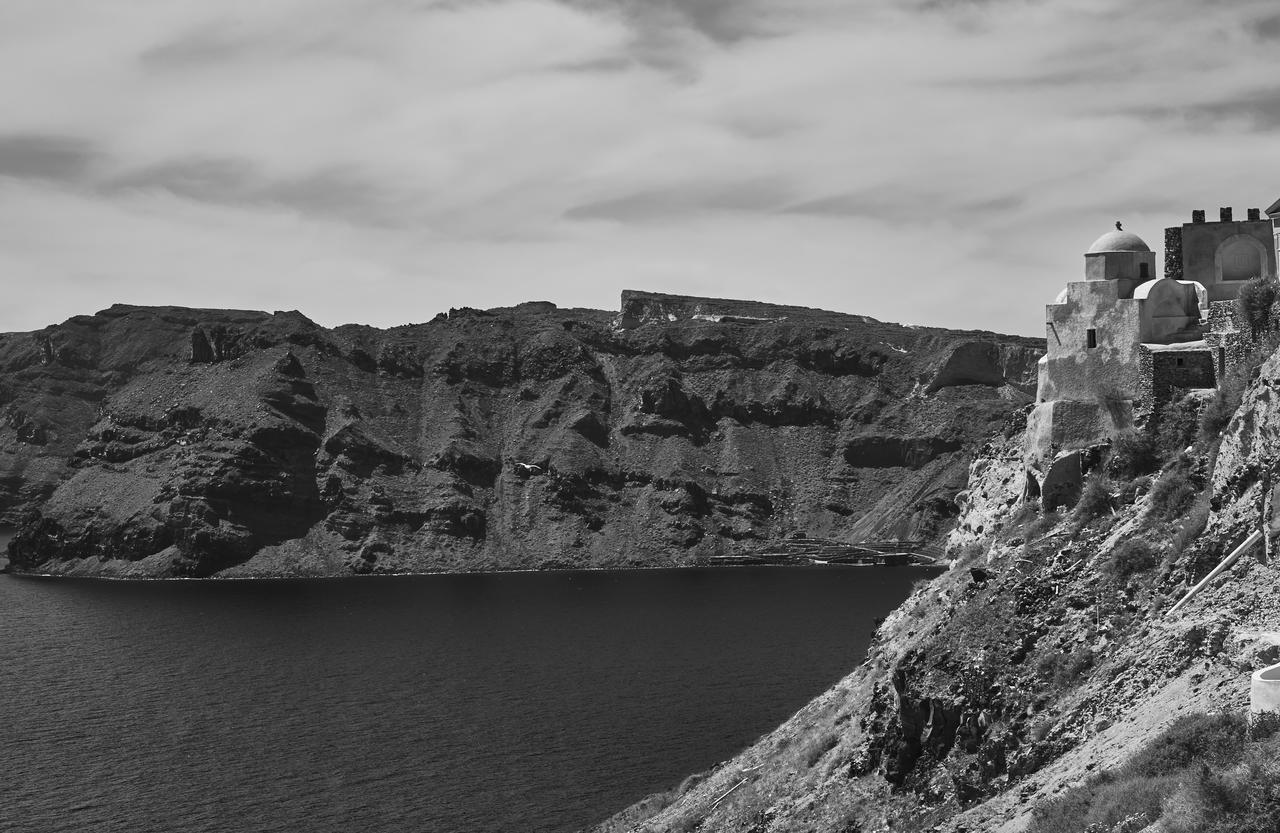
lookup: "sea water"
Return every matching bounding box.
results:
[1,556,921,833]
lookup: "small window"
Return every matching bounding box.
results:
[1139,262,1150,279]
[1087,329,1097,349]
[1175,357,1185,367]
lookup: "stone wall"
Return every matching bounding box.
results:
[1164,226,1183,281]
[1144,348,1216,411]
[1205,300,1252,380]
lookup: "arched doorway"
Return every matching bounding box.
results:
[1216,235,1267,283]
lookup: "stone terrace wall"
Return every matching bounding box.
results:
[1144,349,1216,413]
[1206,300,1252,379]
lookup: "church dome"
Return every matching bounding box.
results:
[1087,229,1151,254]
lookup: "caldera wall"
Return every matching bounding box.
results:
[1,294,1044,577]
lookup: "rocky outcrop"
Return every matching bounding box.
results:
[927,340,1041,395]
[1,293,1042,577]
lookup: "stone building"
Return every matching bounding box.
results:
[1026,207,1279,506]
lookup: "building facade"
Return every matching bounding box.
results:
[1026,207,1278,507]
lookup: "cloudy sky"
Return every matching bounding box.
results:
[2,0,1278,336]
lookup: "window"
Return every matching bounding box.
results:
[1087,329,1097,349]
[1175,357,1185,367]
[1139,262,1149,279]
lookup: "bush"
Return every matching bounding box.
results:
[1028,712,1276,833]
[1201,361,1252,441]
[1249,710,1280,741]
[1005,500,1042,537]
[1172,494,1211,555]
[1157,394,1203,457]
[1146,456,1200,522]
[1238,275,1278,336]
[1024,510,1062,543]
[1116,475,1152,506]
[1110,429,1161,478]
[1035,645,1096,688]
[1028,772,1177,833]
[1104,538,1160,580]
[802,732,839,768]
[1073,472,1113,526]
[1124,712,1244,777]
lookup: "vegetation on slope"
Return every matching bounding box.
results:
[1029,712,1280,833]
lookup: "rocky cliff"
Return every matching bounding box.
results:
[1,292,1042,578]
[592,334,1280,833]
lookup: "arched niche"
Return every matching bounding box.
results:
[1134,278,1203,343]
[1216,234,1268,283]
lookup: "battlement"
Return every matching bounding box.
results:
[1188,207,1265,224]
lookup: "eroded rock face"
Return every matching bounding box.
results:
[0,294,1043,577]
[927,340,1040,395]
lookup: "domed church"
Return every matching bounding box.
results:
[1026,206,1278,506]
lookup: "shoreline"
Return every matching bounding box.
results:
[1,559,945,583]
[0,526,945,583]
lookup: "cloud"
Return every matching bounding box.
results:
[0,134,98,183]
[0,0,1278,336]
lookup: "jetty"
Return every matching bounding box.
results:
[709,537,941,567]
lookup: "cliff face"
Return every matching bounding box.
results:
[593,339,1280,833]
[0,292,1042,578]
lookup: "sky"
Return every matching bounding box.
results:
[1,0,1279,337]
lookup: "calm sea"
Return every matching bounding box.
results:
[2,544,921,833]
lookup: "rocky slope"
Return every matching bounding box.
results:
[591,339,1280,832]
[0,292,1041,577]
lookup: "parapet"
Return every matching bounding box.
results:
[1187,207,1265,225]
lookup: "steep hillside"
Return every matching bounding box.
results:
[1,292,1042,577]
[591,337,1280,832]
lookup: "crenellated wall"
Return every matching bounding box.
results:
[1180,208,1276,301]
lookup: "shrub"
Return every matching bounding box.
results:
[1005,499,1042,536]
[1035,645,1096,688]
[1104,538,1160,580]
[1073,472,1113,526]
[1028,712,1273,833]
[1157,394,1203,457]
[1110,429,1161,478]
[1249,710,1280,741]
[1116,475,1152,506]
[1238,275,1278,336]
[1200,361,1252,441]
[802,732,839,768]
[1124,712,1244,777]
[1172,494,1211,556]
[1024,510,1062,543]
[1148,459,1199,522]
